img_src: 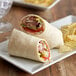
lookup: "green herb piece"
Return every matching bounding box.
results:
[44,45,48,50]
[43,41,48,49]
[43,41,45,44]
[21,24,26,27]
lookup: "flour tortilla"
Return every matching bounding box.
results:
[8,29,50,62]
[20,14,64,49]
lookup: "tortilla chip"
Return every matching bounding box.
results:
[67,35,76,41]
[65,41,76,49]
[59,45,72,53]
[60,23,76,52]
[72,28,76,35]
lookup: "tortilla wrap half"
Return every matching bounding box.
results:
[8,29,50,62]
[20,14,64,49]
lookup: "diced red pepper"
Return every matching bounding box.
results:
[38,40,50,61]
[22,25,44,33]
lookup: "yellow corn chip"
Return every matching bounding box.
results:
[67,35,76,41]
[65,41,76,49]
[61,27,69,42]
[60,23,76,53]
[72,28,76,35]
[69,23,76,28]
[68,23,76,34]
[59,45,72,53]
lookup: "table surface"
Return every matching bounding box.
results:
[0,0,76,76]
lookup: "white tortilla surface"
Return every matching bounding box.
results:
[8,29,50,62]
[21,14,64,49]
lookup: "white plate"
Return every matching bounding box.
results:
[13,0,60,10]
[0,15,76,74]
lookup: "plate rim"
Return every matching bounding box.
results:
[13,0,60,10]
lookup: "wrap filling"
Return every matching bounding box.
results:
[38,40,50,61]
[21,16,44,33]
